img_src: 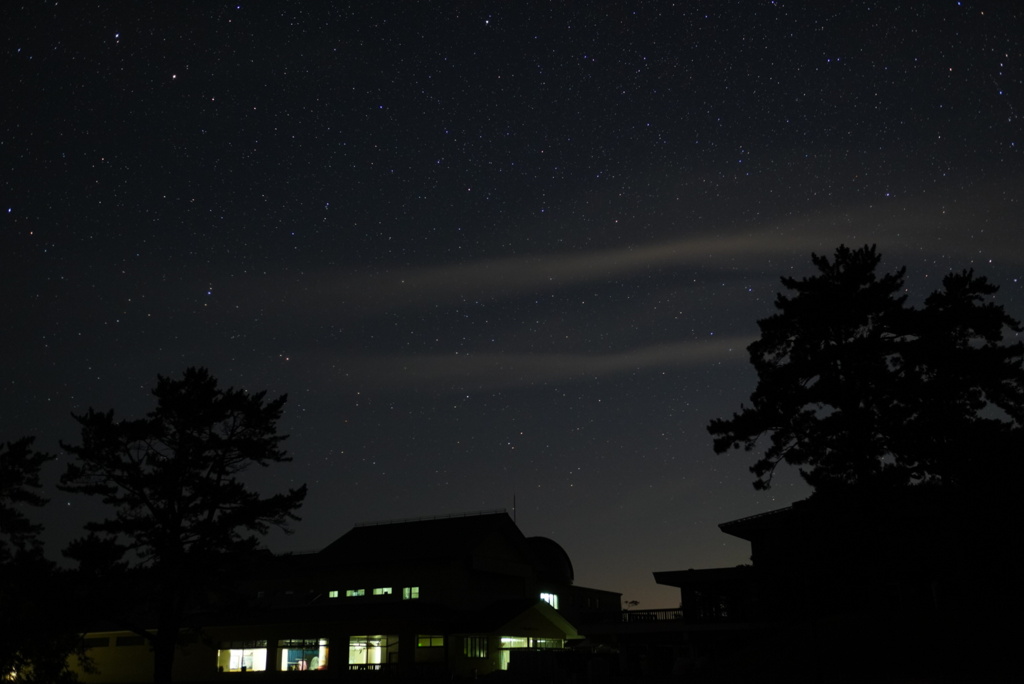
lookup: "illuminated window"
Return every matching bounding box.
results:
[328,590,339,598]
[217,640,268,672]
[372,586,392,596]
[279,638,328,671]
[417,635,444,648]
[498,637,525,671]
[402,586,419,600]
[349,635,392,668]
[540,592,559,609]
[497,637,564,670]
[500,637,528,649]
[345,589,365,597]
[463,636,487,659]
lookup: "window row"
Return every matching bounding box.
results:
[328,586,419,600]
[463,636,564,659]
[218,638,328,673]
[214,634,564,673]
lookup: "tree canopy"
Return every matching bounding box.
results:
[1,438,89,683]
[59,367,307,683]
[708,245,1024,492]
[0,437,49,563]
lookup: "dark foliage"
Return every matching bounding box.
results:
[0,559,93,683]
[59,367,307,684]
[708,245,1024,492]
[0,438,89,682]
[0,437,49,562]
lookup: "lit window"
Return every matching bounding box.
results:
[496,636,564,670]
[372,587,392,596]
[279,638,328,671]
[534,638,563,649]
[345,589,365,597]
[217,640,268,672]
[463,636,487,659]
[349,635,390,667]
[328,590,339,598]
[497,637,527,671]
[540,592,559,609]
[402,586,419,600]
[417,635,444,648]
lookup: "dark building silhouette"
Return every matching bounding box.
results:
[69,496,1018,682]
[651,492,1019,682]
[72,511,620,682]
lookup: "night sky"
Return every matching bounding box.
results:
[4,2,1022,608]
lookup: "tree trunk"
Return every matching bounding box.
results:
[151,572,181,684]
[152,627,177,684]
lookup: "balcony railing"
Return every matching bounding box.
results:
[617,608,684,623]
[347,663,403,672]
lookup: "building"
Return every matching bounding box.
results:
[650,491,1018,682]
[655,491,975,626]
[73,511,621,683]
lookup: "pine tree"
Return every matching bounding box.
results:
[60,367,307,684]
[708,245,1024,492]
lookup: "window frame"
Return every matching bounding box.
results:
[217,640,269,673]
[540,592,559,609]
[416,635,444,648]
[278,638,329,672]
[463,636,488,659]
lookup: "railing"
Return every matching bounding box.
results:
[617,608,684,623]
[347,663,397,672]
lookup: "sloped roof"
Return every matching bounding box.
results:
[718,506,795,541]
[319,511,530,565]
[473,598,580,639]
[653,565,754,588]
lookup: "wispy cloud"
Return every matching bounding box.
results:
[325,232,811,314]
[307,182,1023,315]
[323,337,752,391]
[243,180,1022,395]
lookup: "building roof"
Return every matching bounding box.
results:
[319,510,528,564]
[718,488,960,543]
[718,506,795,541]
[526,536,574,584]
[653,566,754,588]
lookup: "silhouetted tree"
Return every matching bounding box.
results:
[60,367,307,684]
[0,437,48,563]
[708,245,1024,492]
[902,268,1024,488]
[0,438,88,683]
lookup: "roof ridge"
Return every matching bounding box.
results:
[353,509,507,527]
[719,505,794,529]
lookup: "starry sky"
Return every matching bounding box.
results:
[3,2,1022,608]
